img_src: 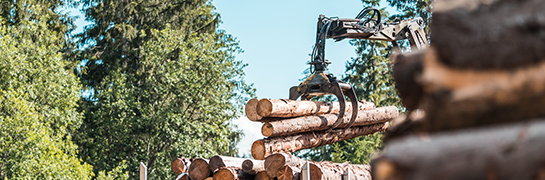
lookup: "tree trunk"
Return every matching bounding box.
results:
[171,157,191,175]
[209,155,248,172]
[277,165,301,180]
[255,171,271,180]
[371,120,545,180]
[245,98,263,121]
[256,99,375,118]
[213,167,255,180]
[261,106,398,137]
[189,158,211,180]
[309,161,371,180]
[430,0,545,70]
[242,159,264,174]
[252,123,389,160]
[264,152,307,178]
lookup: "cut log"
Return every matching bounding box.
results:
[245,98,262,121]
[391,51,425,111]
[188,158,211,180]
[171,157,191,175]
[252,123,389,160]
[431,0,545,70]
[255,171,271,180]
[309,161,371,180]
[241,159,264,174]
[264,152,308,178]
[262,106,398,137]
[371,120,545,180]
[209,155,247,172]
[256,99,375,118]
[213,167,255,180]
[277,165,301,180]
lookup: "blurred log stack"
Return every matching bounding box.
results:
[376,0,545,179]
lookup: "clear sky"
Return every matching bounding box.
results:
[70,0,395,157]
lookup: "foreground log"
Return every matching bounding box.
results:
[213,167,255,180]
[391,51,425,111]
[256,99,375,118]
[372,120,545,180]
[171,157,191,175]
[255,171,271,180]
[264,153,307,178]
[209,155,247,172]
[188,158,211,180]
[245,98,263,121]
[277,165,301,180]
[309,161,371,180]
[242,159,264,174]
[252,123,389,160]
[262,106,398,137]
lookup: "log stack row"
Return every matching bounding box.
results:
[246,98,399,160]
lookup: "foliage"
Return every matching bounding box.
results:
[75,0,253,178]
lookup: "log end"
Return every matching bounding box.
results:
[264,153,287,178]
[257,99,274,117]
[308,163,323,180]
[209,155,225,172]
[255,171,271,180]
[251,140,266,160]
[277,165,298,180]
[261,122,274,137]
[241,159,254,173]
[213,167,236,180]
[189,158,211,180]
[245,98,262,121]
[171,158,186,175]
[371,159,400,180]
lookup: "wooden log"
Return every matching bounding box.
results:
[391,51,425,111]
[171,157,191,175]
[261,106,398,137]
[309,161,371,180]
[189,158,211,180]
[177,173,190,180]
[256,99,375,118]
[242,159,264,174]
[430,0,545,70]
[213,167,255,180]
[255,171,271,180]
[252,123,389,160]
[264,152,308,178]
[371,120,545,180]
[209,155,247,172]
[277,165,301,180]
[245,98,263,121]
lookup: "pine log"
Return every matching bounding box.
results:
[213,167,255,180]
[252,123,389,160]
[256,99,375,118]
[171,157,191,175]
[189,158,211,180]
[277,165,301,180]
[209,155,247,172]
[264,152,308,178]
[245,98,263,121]
[241,159,264,174]
[371,120,545,180]
[262,106,398,137]
[255,171,271,180]
[309,161,371,180]
[417,48,545,132]
[431,0,545,70]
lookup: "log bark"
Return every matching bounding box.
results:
[171,157,191,175]
[256,99,375,118]
[213,167,255,180]
[264,152,308,178]
[245,98,263,121]
[255,171,271,180]
[241,159,264,174]
[371,120,545,180]
[252,123,389,160]
[277,165,301,180]
[430,0,545,70]
[189,158,211,180]
[261,106,398,137]
[209,155,247,172]
[309,161,371,180]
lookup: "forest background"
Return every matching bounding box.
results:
[0,0,430,179]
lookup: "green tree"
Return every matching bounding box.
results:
[75,0,253,178]
[0,0,93,178]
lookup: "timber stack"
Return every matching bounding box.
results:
[375,0,545,179]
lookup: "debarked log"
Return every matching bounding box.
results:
[256,99,375,118]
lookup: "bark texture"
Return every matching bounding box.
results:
[261,106,398,137]
[241,159,264,174]
[209,155,247,172]
[371,120,545,180]
[257,99,375,118]
[171,157,191,175]
[188,158,211,180]
[252,123,389,160]
[264,152,307,178]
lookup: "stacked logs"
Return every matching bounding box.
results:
[246,98,399,160]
